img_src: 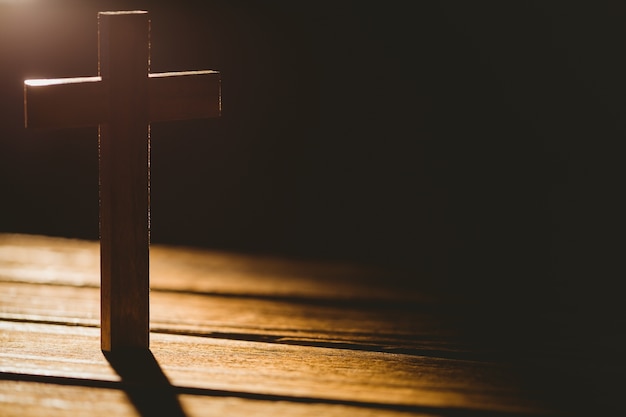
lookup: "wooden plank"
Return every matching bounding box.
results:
[0,234,427,302]
[0,321,548,416]
[0,380,134,417]
[0,281,458,355]
[149,71,221,122]
[98,11,150,351]
[0,380,435,417]
[23,77,105,128]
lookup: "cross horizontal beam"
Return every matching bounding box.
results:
[24,77,104,128]
[24,70,221,128]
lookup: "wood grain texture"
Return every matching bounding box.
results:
[0,379,424,417]
[98,11,150,351]
[0,234,573,417]
[0,321,548,416]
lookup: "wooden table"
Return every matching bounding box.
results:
[0,233,618,416]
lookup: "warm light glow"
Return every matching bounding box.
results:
[0,234,99,286]
[24,76,101,87]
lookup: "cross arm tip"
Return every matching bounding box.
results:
[24,76,102,87]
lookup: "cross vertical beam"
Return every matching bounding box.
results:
[98,11,150,351]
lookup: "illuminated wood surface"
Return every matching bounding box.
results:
[0,234,578,416]
[23,11,221,352]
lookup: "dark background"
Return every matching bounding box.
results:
[2,2,626,412]
[1,1,624,320]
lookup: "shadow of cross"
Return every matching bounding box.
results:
[104,350,186,417]
[23,11,221,352]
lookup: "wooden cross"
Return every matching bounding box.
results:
[24,11,221,352]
